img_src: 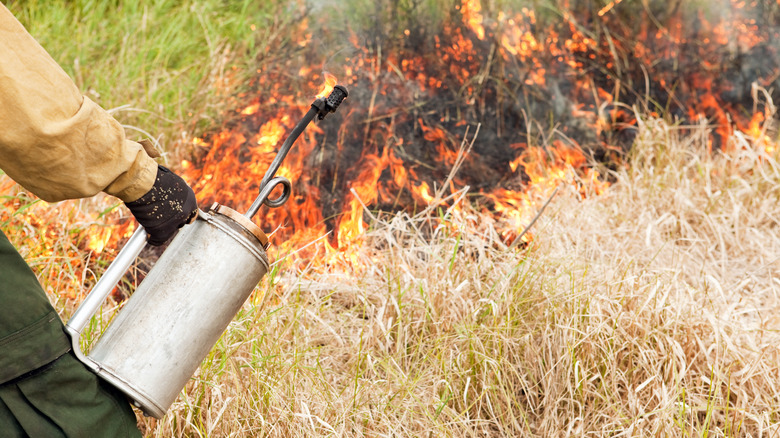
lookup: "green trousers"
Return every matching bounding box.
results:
[0,230,141,437]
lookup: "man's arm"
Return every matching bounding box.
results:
[0,3,156,203]
[0,4,197,245]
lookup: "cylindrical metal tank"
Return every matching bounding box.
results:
[69,204,269,418]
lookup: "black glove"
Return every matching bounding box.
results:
[125,165,198,246]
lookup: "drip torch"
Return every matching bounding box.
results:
[64,85,348,418]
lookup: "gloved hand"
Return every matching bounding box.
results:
[125,165,198,245]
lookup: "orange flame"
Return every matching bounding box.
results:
[9,0,776,299]
[598,0,624,17]
[316,72,338,98]
[460,0,485,40]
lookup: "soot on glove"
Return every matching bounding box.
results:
[125,165,198,246]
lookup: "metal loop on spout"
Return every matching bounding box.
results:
[245,176,291,218]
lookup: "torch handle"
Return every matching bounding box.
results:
[66,226,148,335]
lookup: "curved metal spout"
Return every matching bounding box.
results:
[244,85,348,219]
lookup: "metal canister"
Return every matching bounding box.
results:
[64,84,348,419]
[66,204,269,418]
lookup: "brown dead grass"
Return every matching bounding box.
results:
[131,103,780,437]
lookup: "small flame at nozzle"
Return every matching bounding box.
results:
[314,84,349,120]
[316,72,339,98]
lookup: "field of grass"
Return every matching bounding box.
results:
[126,114,778,436]
[3,0,780,436]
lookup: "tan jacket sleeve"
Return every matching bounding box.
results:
[0,4,157,203]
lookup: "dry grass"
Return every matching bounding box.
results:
[125,108,780,436]
[8,1,779,436]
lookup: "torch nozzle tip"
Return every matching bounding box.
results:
[333,85,348,97]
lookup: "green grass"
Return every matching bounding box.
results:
[6,0,288,157]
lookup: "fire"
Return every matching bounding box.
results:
[86,227,112,253]
[240,102,260,116]
[175,0,778,267]
[0,177,137,299]
[4,0,777,294]
[414,182,435,204]
[337,146,409,250]
[460,0,485,40]
[316,72,338,98]
[598,0,624,17]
